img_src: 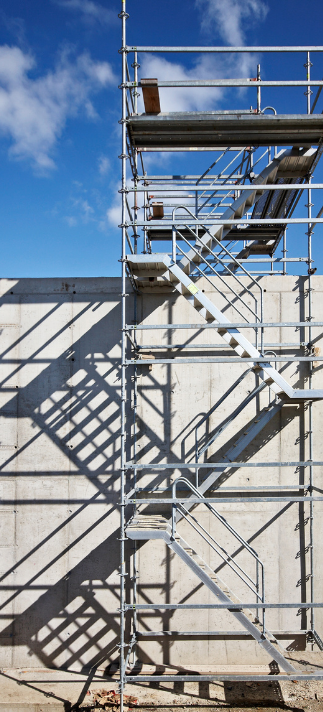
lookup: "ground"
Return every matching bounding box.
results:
[2,656,323,711]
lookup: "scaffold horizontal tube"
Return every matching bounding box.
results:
[125,322,323,329]
[127,497,323,503]
[125,461,323,468]
[125,602,323,609]
[126,80,323,87]
[125,675,323,682]
[124,218,323,226]
[125,45,323,53]
[126,356,323,364]
[126,184,323,191]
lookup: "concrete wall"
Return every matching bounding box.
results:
[0,275,322,671]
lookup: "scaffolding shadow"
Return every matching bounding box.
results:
[0,277,318,710]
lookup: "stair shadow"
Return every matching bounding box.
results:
[0,278,189,675]
[223,679,286,706]
[0,276,316,683]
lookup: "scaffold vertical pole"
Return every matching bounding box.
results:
[120,0,128,709]
[306,52,315,641]
[131,48,139,667]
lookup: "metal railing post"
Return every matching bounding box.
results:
[257,64,261,113]
[171,481,176,539]
[172,226,176,263]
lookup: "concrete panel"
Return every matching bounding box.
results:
[0,276,322,672]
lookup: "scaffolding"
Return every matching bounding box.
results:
[119,3,323,707]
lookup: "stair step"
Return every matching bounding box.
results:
[126,515,296,672]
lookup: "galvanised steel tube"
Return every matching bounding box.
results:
[124,218,323,225]
[125,602,323,609]
[195,369,253,460]
[171,477,264,595]
[125,184,323,190]
[125,321,323,329]
[178,502,261,595]
[176,240,256,324]
[308,173,315,641]
[305,58,315,640]
[125,46,323,53]
[131,49,139,668]
[127,356,323,363]
[173,215,261,320]
[126,79,323,87]
[119,1,128,709]
[125,461,323,468]
[126,675,323,682]
[127,497,323,503]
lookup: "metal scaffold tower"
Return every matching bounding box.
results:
[119,2,323,707]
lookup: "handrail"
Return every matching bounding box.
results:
[177,227,259,321]
[197,224,264,351]
[195,368,253,462]
[171,204,259,314]
[171,477,262,564]
[198,148,246,210]
[171,477,265,629]
[178,502,260,595]
[197,380,267,460]
[170,203,264,350]
[176,240,256,325]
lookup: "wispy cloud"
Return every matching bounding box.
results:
[0,45,115,170]
[105,192,120,229]
[139,0,268,113]
[139,51,257,114]
[64,215,78,227]
[54,0,117,27]
[196,0,268,46]
[139,55,222,113]
[98,154,110,175]
[61,180,114,230]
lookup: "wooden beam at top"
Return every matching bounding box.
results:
[141,78,161,114]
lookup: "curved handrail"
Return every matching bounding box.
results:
[170,202,264,351]
[177,501,260,595]
[171,476,265,606]
[195,368,253,461]
[172,476,261,562]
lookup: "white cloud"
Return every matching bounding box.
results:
[71,197,95,223]
[0,45,115,170]
[98,154,110,175]
[139,51,258,114]
[105,193,120,229]
[139,55,223,113]
[196,0,268,46]
[54,0,117,26]
[139,0,268,114]
[64,215,77,227]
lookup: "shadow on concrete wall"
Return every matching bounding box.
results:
[0,278,313,708]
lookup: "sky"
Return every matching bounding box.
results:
[0,0,323,277]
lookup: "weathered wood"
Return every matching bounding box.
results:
[141,78,161,113]
[151,202,164,219]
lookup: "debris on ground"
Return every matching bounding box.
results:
[85,688,138,710]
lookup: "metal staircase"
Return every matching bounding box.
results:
[126,478,298,673]
[195,399,284,494]
[120,23,323,696]
[127,146,323,401]
[128,252,323,400]
[177,148,302,274]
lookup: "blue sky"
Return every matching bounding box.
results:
[0,0,323,277]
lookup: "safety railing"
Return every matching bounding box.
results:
[171,204,264,350]
[171,476,266,632]
[195,370,267,465]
